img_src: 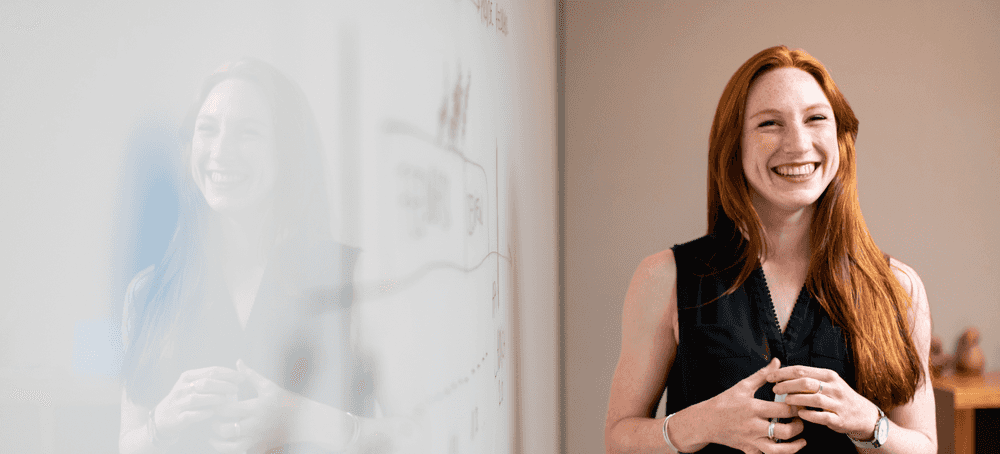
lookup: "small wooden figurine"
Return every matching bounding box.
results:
[954,327,986,376]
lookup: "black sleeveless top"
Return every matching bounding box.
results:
[123,239,367,453]
[667,235,857,452]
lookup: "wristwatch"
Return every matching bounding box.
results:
[849,406,888,449]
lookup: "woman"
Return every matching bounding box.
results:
[605,46,935,453]
[119,58,366,453]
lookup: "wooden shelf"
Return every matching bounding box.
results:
[934,371,1000,454]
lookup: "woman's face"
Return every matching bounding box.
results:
[741,67,839,217]
[191,79,276,215]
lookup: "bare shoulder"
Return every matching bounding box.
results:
[625,249,676,311]
[888,257,928,310]
[888,257,930,341]
[637,248,676,282]
[888,257,919,296]
[620,248,678,341]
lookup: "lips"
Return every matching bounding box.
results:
[772,162,817,178]
[207,170,249,186]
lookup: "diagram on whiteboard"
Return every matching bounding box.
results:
[351,3,516,451]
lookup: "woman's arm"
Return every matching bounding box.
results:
[605,250,682,453]
[120,390,161,454]
[604,250,803,454]
[768,258,936,453]
[860,259,936,453]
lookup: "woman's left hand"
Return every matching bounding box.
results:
[767,365,879,442]
[208,359,301,453]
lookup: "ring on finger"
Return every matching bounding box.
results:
[234,421,241,438]
[768,418,776,441]
[817,381,824,394]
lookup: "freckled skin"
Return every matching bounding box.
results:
[741,68,839,217]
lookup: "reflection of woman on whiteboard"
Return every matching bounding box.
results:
[605,46,935,453]
[118,58,375,453]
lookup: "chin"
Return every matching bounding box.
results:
[762,194,823,214]
[203,194,244,213]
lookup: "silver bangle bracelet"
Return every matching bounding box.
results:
[345,412,361,448]
[148,408,172,448]
[662,412,682,454]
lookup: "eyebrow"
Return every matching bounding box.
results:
[194,114,269,127]
[747,103,832,120]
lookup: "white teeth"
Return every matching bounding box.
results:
[210,172,245,183]
[774,163,816,176]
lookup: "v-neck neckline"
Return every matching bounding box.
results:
[213,260,270,335]
[233,264,266,331]
[753,267,809,340]
[221,248,277,333]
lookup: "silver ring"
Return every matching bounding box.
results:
[768,418,776,441]
[234,422,241,437]
[817,381,824,394]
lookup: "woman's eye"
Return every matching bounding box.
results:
[808,115,827,121]
[758,120,776,127]
[196,123,217,134]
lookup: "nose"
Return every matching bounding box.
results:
[782,122,812,154]
[209,125,240,162]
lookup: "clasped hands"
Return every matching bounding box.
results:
[151,359,307,453]
[705,357,880,454]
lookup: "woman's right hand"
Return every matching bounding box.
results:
[152,366,244,442]
[698,357,806,454]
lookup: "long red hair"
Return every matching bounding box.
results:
[707,45,921,409]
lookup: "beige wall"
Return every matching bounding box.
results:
[564,1,1000,453]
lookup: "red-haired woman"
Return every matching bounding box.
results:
[605,46,935,453]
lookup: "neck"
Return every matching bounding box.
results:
[215,207,272,267]
[753,196,813,266]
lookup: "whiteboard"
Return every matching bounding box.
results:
[349,2,517,452]
[0,1,557,453]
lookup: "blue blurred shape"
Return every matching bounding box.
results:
[71,318,121,377]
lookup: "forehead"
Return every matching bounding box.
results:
[197,79,271,121]
[745,67,831,115]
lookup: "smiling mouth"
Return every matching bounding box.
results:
[772,163,818,179]
[209,171,248,185]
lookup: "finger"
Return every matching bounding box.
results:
[783,392,826,410]
[181,392,234,410]
[237,359,272,391]
[216,396,258,415]
[213,419,245,438]
[773,417,805,440]
[756,401,798,419]
[742,357,782,390]
[181,366,242,383]
[176,408,216,425]
[766,365,837,384]
[208,436,254,454]
[762,437,807,454]
[772,377,824,396]
[798,407,839,428]
[191,378,241,395]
